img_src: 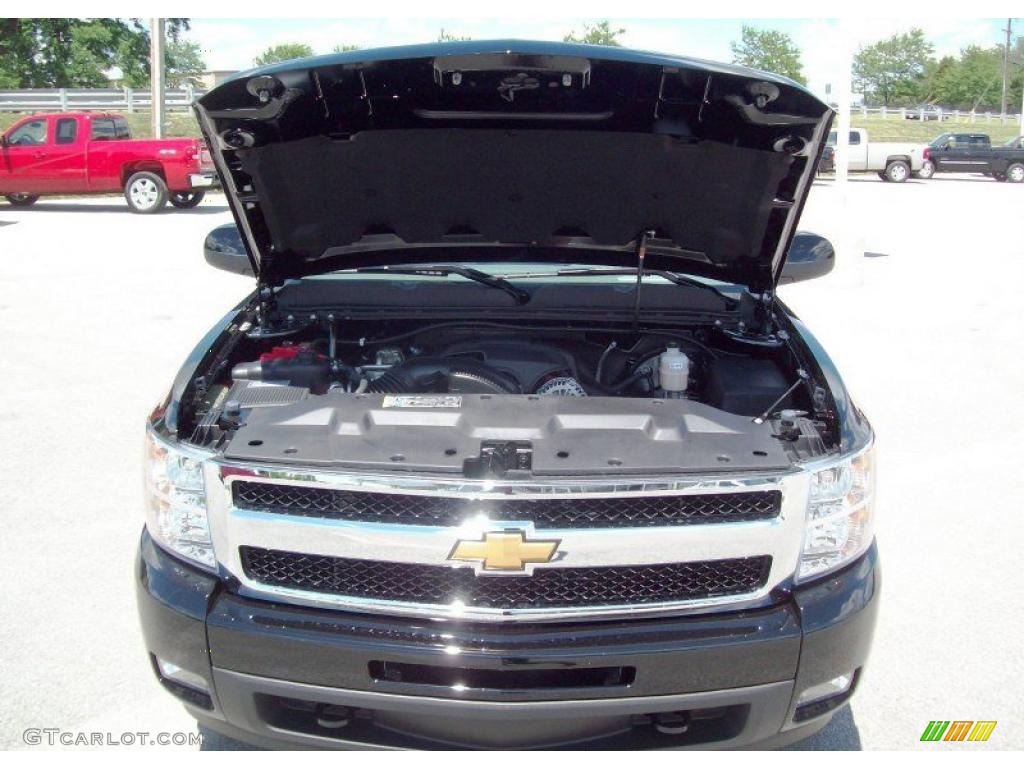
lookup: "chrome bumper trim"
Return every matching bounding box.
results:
[189,172,218,188]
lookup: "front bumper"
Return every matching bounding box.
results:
[136,530,879,749]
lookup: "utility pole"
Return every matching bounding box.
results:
[1001,18,1012,117]
[150,18,166,139]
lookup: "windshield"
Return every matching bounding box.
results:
[930,133,951,148]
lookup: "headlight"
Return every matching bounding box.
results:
[144,427,216,570]
[798,442,875,582]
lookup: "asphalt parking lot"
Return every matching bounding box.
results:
[1,174,1021,750]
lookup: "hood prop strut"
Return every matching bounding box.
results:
[632,230,655,330]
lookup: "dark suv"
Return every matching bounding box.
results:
[137,41,878,750]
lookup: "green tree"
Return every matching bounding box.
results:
[166,40,206,87]
[935,45,1024,112]
[253,43,314,67]
[853,28,934,106]
[332,44,362,53]
[0,19,34,87]
[942,46,997,110]
[438,29,472,42]
[563,21,625,47]
[918,55,956,104]
[116,23,201,87]
[0,18,192,88]
[1011,38,1024,115]
[915,40,1024,112]
[729,26,806,84]
[67,21,118,87]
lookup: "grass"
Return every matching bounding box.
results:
[0,110,201,138]
[850,114,1022,143]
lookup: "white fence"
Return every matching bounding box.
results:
[2,89,1019,124]
[0,87,207,113]
[856,105,1022,124]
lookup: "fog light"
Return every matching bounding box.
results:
[796,673,853,707]
[156,657,210,694]
[792,671,859,723]
[315,704,352,729]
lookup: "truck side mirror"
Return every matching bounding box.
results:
[204,224,254,276]
[780,232,835,283]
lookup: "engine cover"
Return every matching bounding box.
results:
[224,392,792,475]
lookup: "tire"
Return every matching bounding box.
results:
[883,160,910,183]
[5,193,39,207]
[915,160,935,180]
[124,171,168,213]
[169,190,206,209]
[1006,163,1024,184]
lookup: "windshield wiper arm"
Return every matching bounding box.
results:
[503,267,739,309]
[354,265,531,305]
[645,270,739,308]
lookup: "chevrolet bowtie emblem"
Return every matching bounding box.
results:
[449,530,560,573]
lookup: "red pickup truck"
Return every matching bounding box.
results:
[0,112,217,213]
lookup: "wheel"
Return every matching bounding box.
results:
[5,193,39,207]
[914,160,935,180]
[883,160,910,183]
[169,190,206,209]
[1006,163,1024,183]
[124,171,168,213]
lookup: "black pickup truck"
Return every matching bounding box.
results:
[138,41,878,751]
[921,132,1024,182]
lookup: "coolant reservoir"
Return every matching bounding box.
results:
[659,344,690,395]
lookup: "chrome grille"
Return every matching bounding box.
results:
[209,465,807,622]
[240,547,773,609]
[231,482,781,528]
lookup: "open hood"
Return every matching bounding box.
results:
[196,41,832,292]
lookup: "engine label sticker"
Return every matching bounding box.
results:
[381,395,463,409]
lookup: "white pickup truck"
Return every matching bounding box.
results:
[828,128,928,182]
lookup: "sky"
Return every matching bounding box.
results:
[184,17,1013,99]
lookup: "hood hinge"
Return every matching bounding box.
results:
[728,289,781,347]
[738,289,776,333]
[758,289,777,331]
[255,283,279,331]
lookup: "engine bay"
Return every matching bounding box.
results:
[182,317,836,474]
[220,323,799,408]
